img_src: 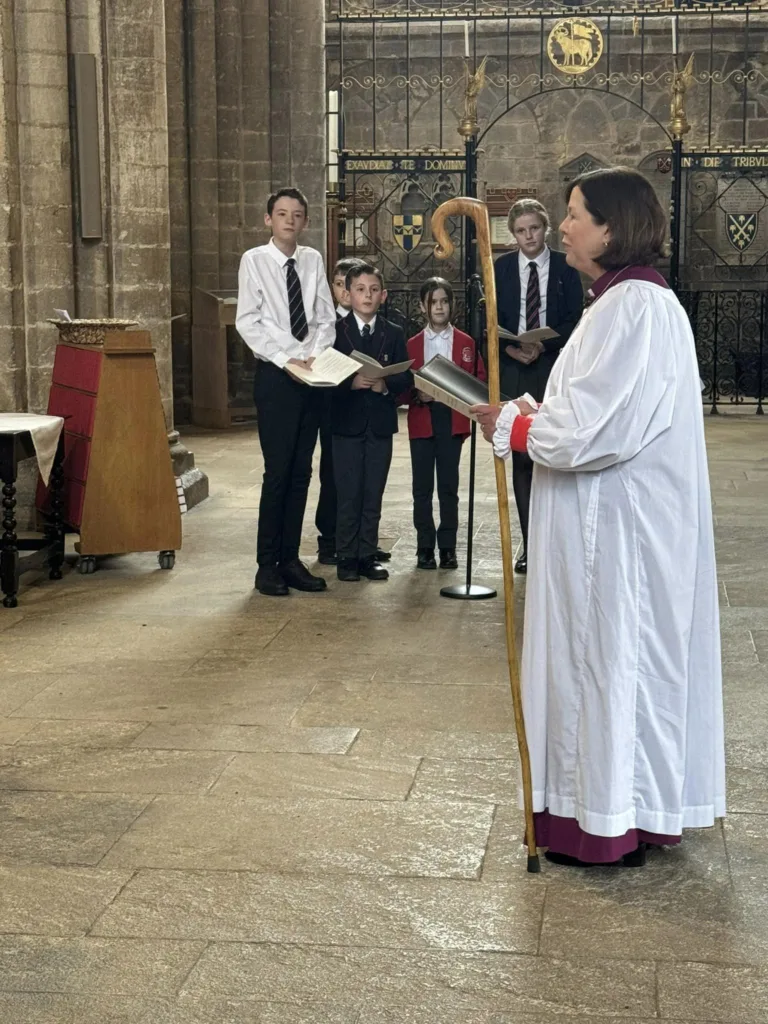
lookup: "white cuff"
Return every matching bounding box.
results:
[491,394,538,461]
[492,403,519,461]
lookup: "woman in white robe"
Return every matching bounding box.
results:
[474,167,725,867]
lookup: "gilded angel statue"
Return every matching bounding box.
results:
[670,53,695,136]
[463,55,488,124]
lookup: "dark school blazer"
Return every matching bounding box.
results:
[331,312,413,438]
[494,248,584,403]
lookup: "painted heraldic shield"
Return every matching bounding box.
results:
[393,214,423,252]
[726,212,758,252]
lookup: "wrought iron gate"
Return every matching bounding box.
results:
[679,151,768,411]
[327,1,768,408]
[338,152,468,337]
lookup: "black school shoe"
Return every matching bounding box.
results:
[317,540,338,565]
[439,548,458,569]
[375,548,392,562]
[515,553,527,574]
[255,566,289,597]
[337,558,361,582]
[359,557,389,581]
[280,559,327,592]
[417,547,437,570]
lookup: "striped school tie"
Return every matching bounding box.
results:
[526,261,541,331]
[286,258,309,340]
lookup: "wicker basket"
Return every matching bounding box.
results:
[46,318,139,346]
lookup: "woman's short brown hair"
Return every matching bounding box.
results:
[566,167,668,270]
[508,198,550,235]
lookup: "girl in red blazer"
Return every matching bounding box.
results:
[406,278,486,570]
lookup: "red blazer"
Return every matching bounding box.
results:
[404,327,486,440]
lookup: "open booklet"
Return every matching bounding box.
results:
[286,348,360,387]
[413,355,510,421]
[351,350,414,379]
[499,325,559,346]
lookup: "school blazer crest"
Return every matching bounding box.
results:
[405,328,486,440]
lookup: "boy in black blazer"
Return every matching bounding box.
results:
[494,198,583,573]
[332,263,412,582]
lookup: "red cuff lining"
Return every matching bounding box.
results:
[510,415,533,452]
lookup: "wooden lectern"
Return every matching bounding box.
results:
[38,328,182,573]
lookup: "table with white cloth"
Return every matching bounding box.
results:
[0,413,65,607]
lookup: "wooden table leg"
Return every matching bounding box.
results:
[1,473,19,608]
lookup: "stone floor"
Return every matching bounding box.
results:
[0,412,766,1023]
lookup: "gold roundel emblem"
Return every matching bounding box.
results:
[547,18,603,76]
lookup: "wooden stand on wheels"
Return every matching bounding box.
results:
[37,329,182,573]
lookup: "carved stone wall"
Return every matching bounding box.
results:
[0,0,328,429]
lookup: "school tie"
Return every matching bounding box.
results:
[361,324,371,340]
[526,261,541,331]
[285,258,309,341]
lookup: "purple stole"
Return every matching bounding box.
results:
[586,265,669,306]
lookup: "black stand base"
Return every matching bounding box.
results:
[440,583,497,600]
[527,854,541,873]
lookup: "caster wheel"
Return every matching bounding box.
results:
[158,551,175,570]
[78,556,97,575]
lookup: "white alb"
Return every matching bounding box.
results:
[521,279,725,836]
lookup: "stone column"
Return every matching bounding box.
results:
[103,0,173,425]
[269,0,326,255]
[186,0,221,293]
[165,0,192,423]
[14,0,75,413]
[165,0,325,436]
[106,0,207,508]
[241,0,272,265]
[67,0,111,321]
[0,0,25,414]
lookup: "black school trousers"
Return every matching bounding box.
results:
[314,392,337,551]
[512,451,533,554]
[410,402,464,550]
[333,427,393,563]
[253,361,320,567]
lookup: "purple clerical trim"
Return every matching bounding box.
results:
[534,809,681,863]
[586,265,669,306]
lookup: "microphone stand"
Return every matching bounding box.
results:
[440,273,497,601]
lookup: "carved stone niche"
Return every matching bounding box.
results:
[549,153,611,250]
[559,152,610,184]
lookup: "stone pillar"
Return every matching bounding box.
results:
[269,0,326,255]
[14,0,75,413]
[107,0,207,508]
[186,0,221,293]
[165,0,193,423]
[165,0,325,437]
[67,0,110,321]
[0,0,25,414]
[241,0,272,262]
[215,0,244,286]
[103,0,173,426]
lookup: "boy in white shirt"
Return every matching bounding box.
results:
[236,187,336,597]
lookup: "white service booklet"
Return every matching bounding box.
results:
[287,348,360,387]
[351,350,414,379]
[499,325,559,345]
